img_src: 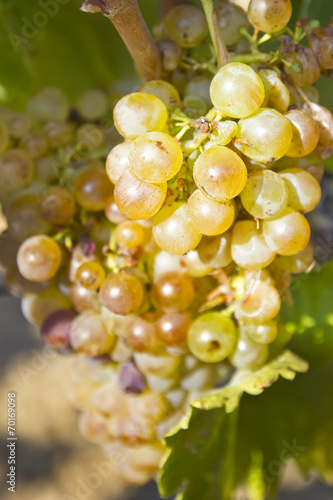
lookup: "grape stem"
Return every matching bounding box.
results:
[200,0,229,68]
[80,0,163,81]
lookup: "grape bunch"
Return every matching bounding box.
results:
[0,0,333,488]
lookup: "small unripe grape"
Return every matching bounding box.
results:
[231,220,276,270]
[153,202,202,255]
[139,80,181,110]
[283,46,321,87]
[74,167,113,211]
[129,132,183,183]
[100,272,144,315]
[157,39,182,71]
[193,146,247,201]
[41,309,76,351]
[248,0,292,33]
[210,63,265,118]
[215,2,250,46]
[240,169,289,219]
[308,27,333,69]
[125,316,159,353]
[258,69,290,114]
[197,232,233,268]
[151,271,195,313]
[115,221,145,249]
[262,207,311,255]
[77,88,109,120]
[188,312,236,363]
[69,310,114,356]
[279,167,321,213]
[113,93,168,140]
[0,149,34,194]
[274,242,314,273]
[27,87,69,122]
[188,189,235,236]
[38,185,76,225]
[156,312,191,347]
[235,108,293,163]
[235,280,281,324]
[44,121,73,147]
[76,262,105,291]
[106,141,132,184]
[115,169,167,220]
[165,5,208,48]
[6,194,50,242]
[21,131,48,159]
[285,109,320,158]
[242,321,278,345]
[230,335,269,370]
[104,196,127,224]
[7,112,32,139]
[17,235,62,282]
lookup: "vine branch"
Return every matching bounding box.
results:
[81,0,163,81]
[201,0,229,68]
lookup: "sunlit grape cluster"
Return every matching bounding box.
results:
[0,0,333,488]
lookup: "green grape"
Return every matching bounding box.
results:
[106,141,132,184]
[183,95,208,117]
[240,169,289,219]
[35,154,59,183]
[99,271,144,315]
[230,334,269,370]
[193,145,247,201]
[74,167,113,211]
[188,312,236,363]
[125,316,159,353]
[6,194,50,242]
[211,120,239,146]
[0,149,34,195]
[248,0,292,33]
[188,189,235,236]
[44,121,73,147]
[129,132,183,183]
[262,207,310,255]
[77,89,109,120]
[258,69,290,114]
[157,39,182,72]
[152,202,202,255]
[27,87,70,122]
[197,232,233,268]
[139,80,180,110]
[151,271,195,313]
[210,63,265,118]
[282,46,321,87]
[235,108,293,163]
[308,27,333,69]
[21,131,49,159]
[285,109,320,158]
[113,93,168,140]
[0,121,9,154]
[17,235,62,282]
[231,220,276,270]
[114,169,167,220]
[279,167,321,213]
[241,320,278,345]
[6,112,32,139]
[156,312,191,347]
[115,221,145,248]
[165,5,208,48]
[274,242,314,273]
[235,280,281,324]
[215,1,250,46]
[38,185,76,225]
[76,123,104,151]
[184,75,211,104]
[69,310,115,356]
[76,262,106,291]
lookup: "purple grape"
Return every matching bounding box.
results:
[118,361,146,395]
[41,309,76,353]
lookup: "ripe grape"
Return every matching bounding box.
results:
[77,89,109,121]
[156,312,191,347]
[38,185,76,225]
[41,309,76,352]
[151,271,195,313]
[165,5,208,48]
[214,1,250,46]
[106,141,132,184]
[0,149,34,195]
[235,280,281,324]
[115,221,145,249]
[76,262,106,291]
[134,351,181,378]
[193,145,247,201]
[74,167,113,211]
[125,317,159,353]
[113,93,168,140]
[197,232,233,268]
[104,196,128,224]
[99,272,144,315]
[139,80,181,110]
[7,112,32,139]
[231,220,276,270]
[210,63,265,118]
[307,27,333,69]
[76,123,104,151]
[285,109,320,158]
[21,131,49,159]
[114,169,167,220]
[211,120,239,146]
[44,121,73,147]
[188,312,236,363]
[262,207,311,255]
[69,310,114,356]
[184,75,211,105]
[22,288,72,326]
[188,189,235,236]
[283,46,321,87]
[152,202,202,255]
[230,334,269,370]
[129,131,183,183]
[274,242,314,273]
[6,194,50,242]
[17,235,62,282]
[258,69,290,114]
[240,169,289,219]
[242,320,278,345]
[181,250,212,277]
[157,39,182,72]
[279,167,321,213]
[35,154,59,183]
[27,87,70,122]
[248,0,292,33]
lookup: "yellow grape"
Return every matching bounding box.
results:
[99,271,144,315]
[21,131,49,159]
[105,141,132,184]
[214,2,250,46]
[125,316,159,353]
[77,89,109,121]
[258,69,290,114]
[139,80,181,110]
[151,271,195,313]
[76,262,106,291]
[0,149,34,194]
[230,335,269,370]
[165,5,208,48]
[6,194,50,242]
[38,185,76,225]
[248,0,292,33]
[241,321,278,345]
[188,189,235,236]
[115,221,145,248]
[231,220,276,270]
[279,167,321,213]
[69,310,115,356]
[285,109,320,157]
[44,121,73,147]
[17,235,62,282]
[156,312,191,347]
[274,242,314,273]
[197,232,233,268]
[74,167,113,211]
[235,280,281,324]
